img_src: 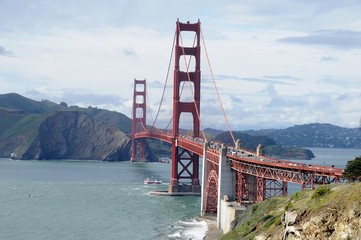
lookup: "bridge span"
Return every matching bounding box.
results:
[133,131,343,202]
[130,19,344,229]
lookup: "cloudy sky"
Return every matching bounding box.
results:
[1,0,361,131]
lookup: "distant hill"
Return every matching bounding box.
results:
[204,128,224,139]
[0,93,146,161]
[215,131,277,150]
[244,123,361,149]
[214,131,314,159]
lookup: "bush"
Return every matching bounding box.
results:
[311,186,331,199]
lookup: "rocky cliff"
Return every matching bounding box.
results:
[22,111,131,160]
[1,111,132,160]
[0,93,155,161]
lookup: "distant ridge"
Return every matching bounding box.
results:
[0,93,59,113]
[244,123,361,149]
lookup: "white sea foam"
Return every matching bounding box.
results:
[169,218,208,240]
[168,230,181,238]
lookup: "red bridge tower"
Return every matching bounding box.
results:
[169,19,201,193]
[131,79,147,162]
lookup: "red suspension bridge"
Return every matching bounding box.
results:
[131,19,344,217]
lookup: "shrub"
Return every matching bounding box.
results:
[344,156,361,181]
[311,186,331,199]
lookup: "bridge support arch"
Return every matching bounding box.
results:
[169,19,201,193]
[204,169,218,213]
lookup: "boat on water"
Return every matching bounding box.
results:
[158,158,170,163]
[144,177,162,185]
[10,152,17,160]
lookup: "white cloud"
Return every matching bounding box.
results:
[278,29,361,49]
[320,56,339,63]
[0,0,361,131]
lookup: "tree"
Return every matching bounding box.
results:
[344,156,361,181]
[60,102,68,107]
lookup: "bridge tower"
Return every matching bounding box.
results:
[131,79,147,162]
[169,19,201,193]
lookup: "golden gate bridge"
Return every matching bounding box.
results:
[130,19,344,222]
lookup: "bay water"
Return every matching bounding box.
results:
[288,147,361,193]
[0,147,360,240]
[0,160,206,240]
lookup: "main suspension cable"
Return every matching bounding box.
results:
[200,28,236,146]
[151,29,177,131]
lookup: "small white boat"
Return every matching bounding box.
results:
[10,152,17,160]
[144,177,162,185]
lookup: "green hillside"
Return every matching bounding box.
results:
[221,182,361,240]
[0,93,60,113]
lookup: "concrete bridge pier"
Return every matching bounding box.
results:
[217,144,235,229]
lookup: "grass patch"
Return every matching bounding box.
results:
[311,186,331,199]
[290,190,308,201]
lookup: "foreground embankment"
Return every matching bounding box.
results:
[217,182,361,240]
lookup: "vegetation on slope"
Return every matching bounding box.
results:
[221,183,361,240]
[264,145,315,159]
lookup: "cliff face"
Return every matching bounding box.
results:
[22,111,131,160]
[0,93,164,161]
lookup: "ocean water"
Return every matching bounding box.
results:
[0,147,360,239]
[0,160,206,240]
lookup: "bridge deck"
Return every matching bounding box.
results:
[134,131,343,185]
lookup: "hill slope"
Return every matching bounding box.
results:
[221,183,361,240]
